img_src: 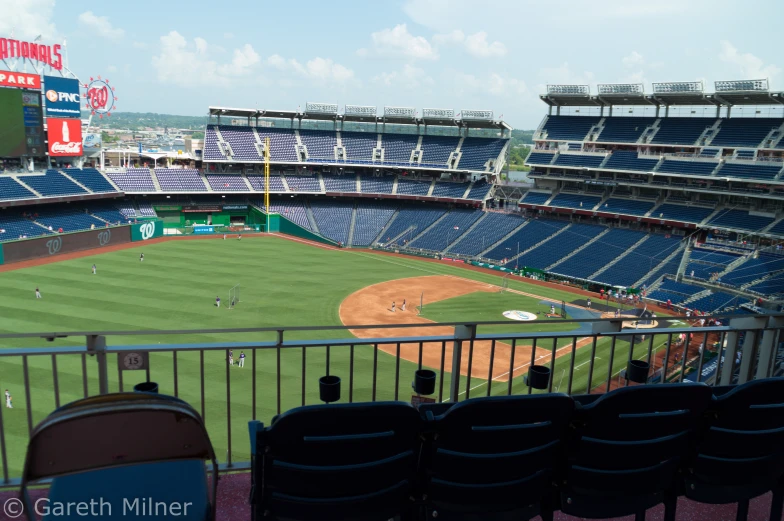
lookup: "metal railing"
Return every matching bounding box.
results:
[0,313,781,487]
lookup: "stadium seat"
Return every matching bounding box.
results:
[248,402,422,521]
[424,394,574,521]
[396,177,431,195]
[20,392,218,521]
[561,383,714,520]
[107,168,156,192]
[683,378,784,521]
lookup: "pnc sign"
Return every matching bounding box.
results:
[43,76,81,117]
[0,38,62,71]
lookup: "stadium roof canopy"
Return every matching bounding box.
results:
[208,106,511,130]
[539,80,784,107]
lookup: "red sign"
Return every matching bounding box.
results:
[47,118,83,157]
[83,77,117,118]
[0,39,62,70]
[0,70,41,89]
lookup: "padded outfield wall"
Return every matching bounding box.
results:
[0,220,163,265]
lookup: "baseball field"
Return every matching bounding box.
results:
[0,235,673,476]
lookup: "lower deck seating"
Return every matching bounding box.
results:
[382,207,447,245]
[448,213,523,256]
[309,200,352,244]
[596,235,682,287]
[352,202,396,246]
[409,209,482,251]
[552,228,645,279]
[515,224,606,270]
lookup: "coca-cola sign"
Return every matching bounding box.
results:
[47,118,83,157]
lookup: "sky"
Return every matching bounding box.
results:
[1,0,782,129]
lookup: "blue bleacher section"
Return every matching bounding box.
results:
[341,132,377,162]
[108,168,156,192]
[515,224,605,270]
[203,125,224,161]
[218,125,262,161]
[256,128,298,162]
[715,162,782,181]
[448,213,523,256]
[650,118,714,145]
[748,273,784,297]
[603,151,660,172]
[205,174,248,191]
[457,138,505,171]
[647,279,704,304]
[322,175,357,192]
[520,191,551,205]
[284,175,321,192]
[708,209,775,232]
[653,203,714,223]
[721,255,784,287]
[465,180,492,200]
[768,219,784,235]
[540,116,600,141]
[599,198,655,216]
[596,235,682,287]
[688,249,741,280]
[269,199,312,230]
[299,129,336,160]
[0,177,36,200]
[382,206,447,245]
[656,159,718,177]
[381,134,419,163]
[352,202,396,247]
[35,208,107,232]
[710,118,783,148]
[526,152,556,165]
[409,209,482,251]
[154,169,207,191]
[419,136,458,166]
[19,171,87,197]
[247,174,285,192]
[88,204,127,224]
[66,168,117,193]
[548,192,602,210]
[0,215,49,241]
[483,220,567,263]
[553,154,604,168]
[687,291,745,313]
[552,228,644,279]
[596,117,653,143]
[431,182,468,199]
[309,200,352,244]
[359,175,394,194]
[396,178,431,196]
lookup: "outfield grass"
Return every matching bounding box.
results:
[0,237,667,477]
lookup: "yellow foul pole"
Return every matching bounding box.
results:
[264,136,271,212]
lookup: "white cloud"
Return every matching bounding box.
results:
[266,55,355,84]
[463,31,506,58]
[373,64,434,90]
[78,11,124,40]
[224,32,234,39]
[0,0,57,40]
[622,51,644,68]
[719,41,781,81]
[455,72,526,97]
[151,31,262,87]
[362,24,438,60]
[536,62,596,93]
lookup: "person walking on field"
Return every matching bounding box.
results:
[92,264,96,275]
[391,301,396,313]
[35,287,41,299]
[229,350,234,366]
[5,389,12,409]
[401,299,407,311]
[586,298,591,309]
[238,351,245,367]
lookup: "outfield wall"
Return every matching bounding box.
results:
[0,220,163,265]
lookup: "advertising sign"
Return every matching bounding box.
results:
[193,226,215,234]
[0,70,41,89]
[222,205,248,211]
[83,133,102,150]
[44,76,81,117]
[0,38,62,70]
[131,220,163,242]
[183,205,221,212]
[47,118,83,156]
[22,90,44,156]
[2,227,131,264]
[83,77,117,118]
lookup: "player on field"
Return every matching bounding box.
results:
[140,253,144,262]
[586,298,591,309]
[391,301,396,313]
[5,389,12,409]
[401,299,406,311]
[223,233,226,240]
[35,287,41,299]
[550,304,555,315]
[216,296,221,308]
[238,234,242,241]
[238,351,245,367]
[229,350,234,366]
[92,264,96,275]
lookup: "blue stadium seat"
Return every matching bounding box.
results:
[553,153,604,169]
[596,117,654,143]
[515,224,605,270]
[205,174,249,191]
[652,203,714,224]
[420,136,459,166]
[458,138,505,171]
[527,152,556,165]
[0,176,36,200]
[323,174,358,192]
[603,151,660,172]
[710,118,784,148]
[353,202,397,246]
[553,228,645,279]
[715,162,782,181]
[359,175,394,194]
[382,206,447,245]
[656,159,718,177]
[20,170,88,197]
[248,402,421,521]
[155,169,207,191]
[247,174,286,192]
[432,181,469,199]
[396,178,431,196]
[285,175,322,192]
[310,200,352,243]
[268,198,312,230]
[410,209,482,251]
[562,384,714,520]
[342,131,377,162]
[548,193,602,210]
[599,198,655,216]
[107,168,156,192]
[650,118,714,145]
[425,394,574,521]
[300,129,337,160]
[684,378,784,521]
[596,234,682,287]
[66,168,117,193]
[520,191,552,205]
[708,210,774,232]
[448,213,523,256]
[381,134,419,163]
[539,116,600,141]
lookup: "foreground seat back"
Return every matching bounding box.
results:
[562,383,713,520]
[425,394,574,521]
[250,401,422,521]
[685,377,784,521]
[20,392,218,520]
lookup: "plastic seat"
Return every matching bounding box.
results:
[683,378,784,521]
[423,394,575,521]
[20,392,218,521]
[249,401,422,521]
[560,383,713,520]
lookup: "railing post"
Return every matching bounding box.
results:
[450,324,475,402]
[756,316,784,380]
[87,335,109,395]
[720,316,764,386]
